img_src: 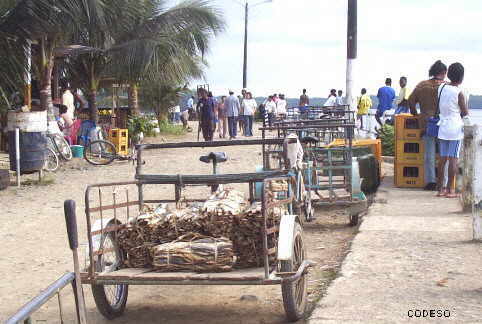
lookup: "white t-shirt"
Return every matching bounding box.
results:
[187,98,194,109]
[324,95,337,107]
[437,84,464,141]
[265,101,277,114]
[242,99,257,115]
[62,90,75,119]
[336,96,344,106]
[276,99,287,114]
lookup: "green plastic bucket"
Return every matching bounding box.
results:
[71,145,84,158]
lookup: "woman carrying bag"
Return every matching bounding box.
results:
[436,63,469,198]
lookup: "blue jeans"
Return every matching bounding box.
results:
[174,112,181,122]
[228,116,237,138]
[424,135,436,184]
[244,115,253,136]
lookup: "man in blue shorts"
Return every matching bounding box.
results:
[376,78,395,127]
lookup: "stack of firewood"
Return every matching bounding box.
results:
[201,189,247,239]
[116,188,286,270]
[151,233,234,272]
[231,202,283,268]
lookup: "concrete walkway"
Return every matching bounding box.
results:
[309,176,482,324]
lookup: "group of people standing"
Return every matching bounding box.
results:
[196,88,258,141]
[263,93,288,127]
[410,60,468,197]
[356,61,469,198]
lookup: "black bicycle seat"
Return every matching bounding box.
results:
[300,136,319,144]
[199,152,228,164]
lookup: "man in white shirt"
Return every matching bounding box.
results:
[265,96,277,127]
[276,94,287,119]
[62,86,75,120]
[336,90,345,106]
[324,89,337,107]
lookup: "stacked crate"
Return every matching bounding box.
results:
[108,128,129,156]
[394,114,425,188]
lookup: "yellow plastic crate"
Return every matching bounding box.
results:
[394,163,425,188]
[328,138,382,163]
[395,140,424,164]
[108,128,128,146]
[395,114,423,140]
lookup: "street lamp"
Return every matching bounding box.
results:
[232,0,273,89]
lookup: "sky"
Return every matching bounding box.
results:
[183,0,482,97]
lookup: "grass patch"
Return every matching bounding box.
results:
[158,122,186,136]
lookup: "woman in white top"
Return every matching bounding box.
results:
[242,92,257,137]
[276,94,288,120]
[436,63,469,198]
[265,96,277,127]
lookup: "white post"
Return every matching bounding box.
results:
[473,125,482,240]
[474,203,481,240]
[15,128,21,187]
[346,0,357,112]
[346,58,355,112]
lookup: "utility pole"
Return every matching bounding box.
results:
[346,0,357,111]
[243,2,249,89]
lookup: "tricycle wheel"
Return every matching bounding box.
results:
[280,222,308,322]
[91,232,128,319]
[349,213,359,226]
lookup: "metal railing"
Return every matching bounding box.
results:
[5,272,81,324]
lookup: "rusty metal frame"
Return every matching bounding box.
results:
[82,173,311,286]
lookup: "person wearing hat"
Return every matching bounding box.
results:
[225,89,240,139]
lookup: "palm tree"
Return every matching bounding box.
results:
[139,83,189,127]
[66,0,224,122]
[0,0,104,121]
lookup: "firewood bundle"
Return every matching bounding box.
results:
[231,203,283,268]
[116,188,286,271]
[270,180,289,192]
[149,208,204,243]
[151,233,234,272]
[201,189,247,239]
[126,243,156,268]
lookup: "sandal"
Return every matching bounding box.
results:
[436,191,447,197]
[446,193,459,198]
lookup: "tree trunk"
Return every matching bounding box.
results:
[39,38,55,122]
[39,61,55,122]
[88,90,98,123]
[156,105,169,130]
[128,83,140,116]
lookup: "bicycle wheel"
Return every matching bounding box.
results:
[44,147,59,172]
[84,140,117,165]
[51,134,72,160]
[92,232,128,319]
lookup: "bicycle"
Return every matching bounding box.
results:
[83,139,137,166]
[44,133,72,172]
[47,133,73,160]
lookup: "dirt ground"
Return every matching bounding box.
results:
[0,122,360,323]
